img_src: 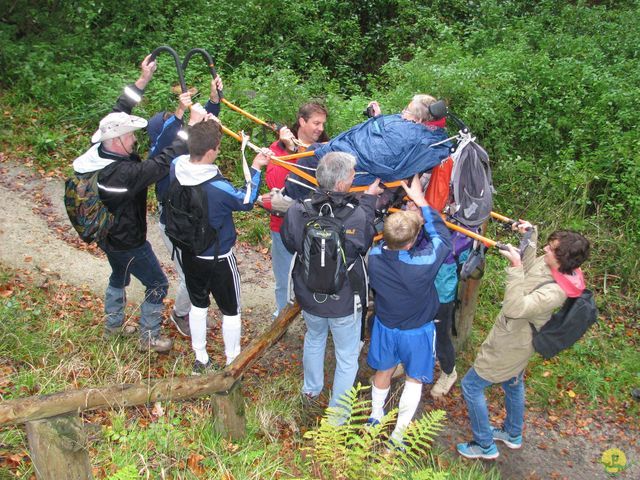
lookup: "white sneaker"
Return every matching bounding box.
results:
[430,367,457,398]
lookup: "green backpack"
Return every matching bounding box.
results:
[64,171,114,243]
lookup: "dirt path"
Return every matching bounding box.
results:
[0,158,275,313]
[0,156,637,479]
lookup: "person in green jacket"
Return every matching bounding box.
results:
[457,221,590,460]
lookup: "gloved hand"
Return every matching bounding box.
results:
[270,188,294,216]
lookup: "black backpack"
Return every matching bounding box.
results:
[165,179,219,257]
[530,283,598,359]
[300,200,356,296]
[64,171,114,244]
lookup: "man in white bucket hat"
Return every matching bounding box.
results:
[72,54,195,353]
[91,111,148,144]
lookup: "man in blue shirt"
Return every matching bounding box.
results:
[148,76,223,337]
[366,174,452,445]
[169,114,270,373]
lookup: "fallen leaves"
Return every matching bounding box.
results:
[187,452,205,476]
[151,401,165,418]
[0,451,29,472]
[0,284,13,297]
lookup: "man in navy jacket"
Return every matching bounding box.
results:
[147,76,224,337]
[168,115,270,373]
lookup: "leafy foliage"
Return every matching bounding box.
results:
[2,2,639,274]
[303,384,447,480]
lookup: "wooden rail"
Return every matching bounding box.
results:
[1,277,484,480]
[0,302,301,480]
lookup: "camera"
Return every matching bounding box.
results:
[363,105,376,118]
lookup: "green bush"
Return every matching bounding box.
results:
[1,0,638,292]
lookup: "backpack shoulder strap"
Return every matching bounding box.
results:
[529,280,556,294]
[528,280,560,333]
[302,198,317,217]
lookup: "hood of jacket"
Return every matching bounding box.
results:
[72,143,117,173]
[551,267,585,298]
[174,154,220,185]
[309,190,360,210]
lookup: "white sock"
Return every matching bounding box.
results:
[222,314,242,365]
[370,383,390,421]
[189,306,209,364]
[391,381,423,442]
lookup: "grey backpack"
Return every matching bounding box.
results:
[447,140,494,228]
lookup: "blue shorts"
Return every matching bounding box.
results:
[367,316,436,384]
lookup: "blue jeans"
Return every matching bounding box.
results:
[100,240,168,338]
[158,221,191,317]
[461,367,525,447]
[271,231,294,315]
[302,310,361,411]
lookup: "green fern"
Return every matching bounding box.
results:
[303,383,447,480]
[402,410,448,463]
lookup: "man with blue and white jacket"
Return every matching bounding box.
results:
[169,114,270,373]
[366,174,452,446]
[147,76,224,337]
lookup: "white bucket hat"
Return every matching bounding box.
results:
[91,112,148,143]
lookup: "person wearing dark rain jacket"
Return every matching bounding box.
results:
[146,76,224,337]
[281,152,382,423]
[72,55,188,352]
[366,174,452,446]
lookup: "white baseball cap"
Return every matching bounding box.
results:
[91,112,148,143]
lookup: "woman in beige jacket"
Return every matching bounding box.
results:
[457,222,590,460]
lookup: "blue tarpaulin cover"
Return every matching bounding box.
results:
[313,114,452,185]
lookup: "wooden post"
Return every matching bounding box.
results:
[452,221,490,351]
[211,380,246,441]
[25,414,93,480]
[453,276,483,352]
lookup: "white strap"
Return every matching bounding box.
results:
[240,131,253,204]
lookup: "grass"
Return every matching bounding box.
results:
[0,266,501,479]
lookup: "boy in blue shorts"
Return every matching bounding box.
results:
[367,174,452,444]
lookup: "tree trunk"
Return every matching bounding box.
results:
[453,276,482,352]
[225,302,301,379]
[25,414,93,480]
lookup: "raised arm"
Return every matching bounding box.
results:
[113,55,157,115]
[205,74,223,117]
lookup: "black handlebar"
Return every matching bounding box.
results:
[182,48,224,100]
[149,45,187,93]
